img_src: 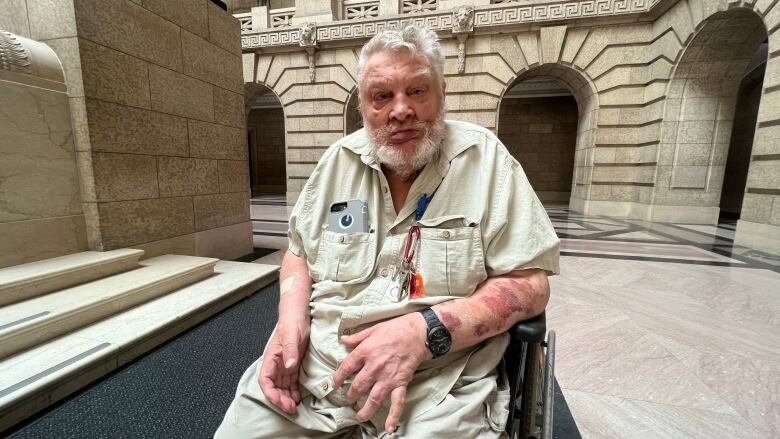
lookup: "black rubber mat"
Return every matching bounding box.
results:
[6,281,580,438]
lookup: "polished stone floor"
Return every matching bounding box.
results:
[250,198,780,438]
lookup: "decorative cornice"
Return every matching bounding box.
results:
[0,30,31,74]
[242,0,662,51]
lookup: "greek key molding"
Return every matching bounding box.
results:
[0,30,31,74]
[242,0,661,50]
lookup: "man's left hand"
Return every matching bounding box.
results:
[332,313,431,433]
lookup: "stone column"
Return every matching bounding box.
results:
[291,0,337,24]
[251,6,269,30]
[378,0,400,15]
[438,0,490,9]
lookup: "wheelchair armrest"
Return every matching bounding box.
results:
[509,311,546,343]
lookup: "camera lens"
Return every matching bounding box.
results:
[339,214,353,229]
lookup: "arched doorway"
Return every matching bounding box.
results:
[245,82,286,199]
[657,8,767,224]
[497,65,598,208]
[345,88,362,135]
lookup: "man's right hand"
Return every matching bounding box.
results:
[258,318,310,414]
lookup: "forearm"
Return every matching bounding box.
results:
[431,269,549,353]
[278,250,313,323]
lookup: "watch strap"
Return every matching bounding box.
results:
[420,307,441,329]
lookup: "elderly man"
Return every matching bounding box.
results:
[216,24,559,438]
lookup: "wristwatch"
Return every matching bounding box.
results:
[419,308,452,358]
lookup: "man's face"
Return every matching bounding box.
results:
[359,50,446,179]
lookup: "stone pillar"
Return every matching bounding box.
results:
[9,0,252,261]
[378,0,400,15]
[438,0,490,9]
[291,0,337,24]
[251,6,269,30]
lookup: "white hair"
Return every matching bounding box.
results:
[356,24,444,92]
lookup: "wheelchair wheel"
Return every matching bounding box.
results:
[518,343,544,439]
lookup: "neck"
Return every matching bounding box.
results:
[383,166,418,214]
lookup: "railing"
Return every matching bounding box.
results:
[402,0,437,14]
[343,0,380,20]
[490,0,517,4]
[270,7,296,28]
[233,12,253,32]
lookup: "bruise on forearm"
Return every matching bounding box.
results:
[432,270,548,352]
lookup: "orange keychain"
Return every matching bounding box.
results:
[410,271,425,299]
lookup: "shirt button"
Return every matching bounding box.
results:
[383,186,388,194]
[321,381,329,391]
[442,230,451,239]
[380,267,388,277]
[342,328,352,336]
[339,235,345,243]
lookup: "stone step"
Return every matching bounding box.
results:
[0,260,278,433]
[0,249,144,307]
[0,255,217,360]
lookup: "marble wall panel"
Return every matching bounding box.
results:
[194,221,252,261]
[0,80,82,222]
[91,152,159,201]
[181,29,242,93]
[193,192,249,231]
[207,0,241,54]
[86,99,188,156]
[157,156,220,197]
[148,64,214,122]
[73,0,182,71]
[26,0,77,40]
[188,120,247,161]
[0,215,88,269]
[141,0,208,38]
[79,39,150,108]
[218,160,250,193]
[98,197,195,249]
[44,37,84,98]
[213,86,244,129]
[0,0,30,37]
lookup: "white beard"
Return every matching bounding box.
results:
[366,110,447,181]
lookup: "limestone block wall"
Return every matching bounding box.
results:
[238,0,780,253]
[0,31,88,268]
[3,0,252,260]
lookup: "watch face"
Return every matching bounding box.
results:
[429,326,451,356]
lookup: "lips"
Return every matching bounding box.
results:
[389,129,420,144]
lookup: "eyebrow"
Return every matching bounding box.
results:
[364,69,434,91]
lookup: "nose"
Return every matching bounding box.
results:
[389,94,414,122]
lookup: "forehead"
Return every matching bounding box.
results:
[361,51,434,85]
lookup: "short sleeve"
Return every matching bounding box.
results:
[483,157,560,277]
[287,177,312,258]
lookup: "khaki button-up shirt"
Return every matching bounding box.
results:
[288,120,560,424]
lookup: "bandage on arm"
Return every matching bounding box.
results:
[279,250,313,322]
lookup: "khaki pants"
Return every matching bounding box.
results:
[214,357,510,439]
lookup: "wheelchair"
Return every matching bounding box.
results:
[503,312,556,439]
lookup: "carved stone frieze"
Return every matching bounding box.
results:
[0,30,31,74]
[242,0,661,50]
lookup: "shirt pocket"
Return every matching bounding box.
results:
[315,229,377,282]
[416,215,487,297]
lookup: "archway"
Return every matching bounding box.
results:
[245,82,286,199]
[656,8,767,224]
[497,65,598,208]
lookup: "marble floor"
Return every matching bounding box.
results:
[249,199,780,438]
